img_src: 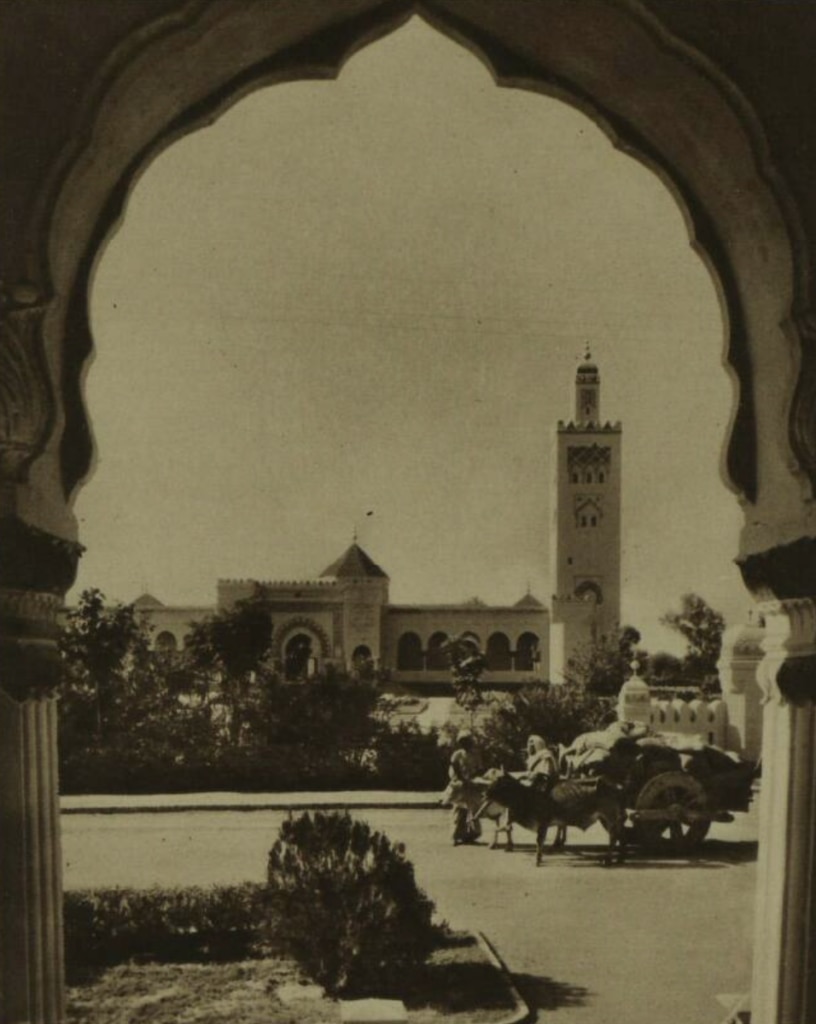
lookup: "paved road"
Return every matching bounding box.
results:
[62,806,757,1024]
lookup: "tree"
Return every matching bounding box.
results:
[660,593,725,688]
[441,633,488,725]
[645,651,685,688]
[182,588,274,745]
[59,588,216,772]
[563,625,647,697]
[59,588,153,738]
[475,682,616,770]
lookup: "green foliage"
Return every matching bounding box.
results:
[59,588,155,739]
[474,682,616,770]
[266,812,436,996]
[58,588,447,795]
[442,634,487,720]
[184,588,275,745]
[260,673,379,748]
[59,589,220,786]
[63,884,266,971]
[371,721,449,789]
[645,651,685,687]
[563,624,647,696]
[660,593,725,688]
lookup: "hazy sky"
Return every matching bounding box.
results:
[74,18,748,655]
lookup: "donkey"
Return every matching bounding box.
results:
[477,770,627,866]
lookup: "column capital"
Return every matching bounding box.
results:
[0,514,82,700]
[0,586,64,701]
[757,596,816,704]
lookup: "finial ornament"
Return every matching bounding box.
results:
[584,344,592,362]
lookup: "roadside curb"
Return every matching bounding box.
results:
[476,932,533,1024]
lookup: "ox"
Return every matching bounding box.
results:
[441,775,514,850]
[477,770,627,866]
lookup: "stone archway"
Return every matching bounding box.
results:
[4,4,816,1023]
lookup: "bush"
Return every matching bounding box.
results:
[60,726,448,794]
[371,723,449,790]
[265,811,437,996]
[475,682,616,769]
[63,883,265,972]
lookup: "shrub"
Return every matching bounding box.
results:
[475,682,616,769]
[59,726,448,794]
[371,723,449,790]
[265,811,436,996]
[63,883,266,972]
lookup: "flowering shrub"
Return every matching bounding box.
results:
[266,812,437,996]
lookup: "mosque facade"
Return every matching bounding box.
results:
[139,357,622,689]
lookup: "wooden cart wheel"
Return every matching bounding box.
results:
[634,771,710,852]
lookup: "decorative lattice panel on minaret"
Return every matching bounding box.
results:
[567,444,611,474]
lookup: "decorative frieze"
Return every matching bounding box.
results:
[789,309,816,494]
[0,284,53,484]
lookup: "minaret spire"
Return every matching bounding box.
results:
[575,349,600,425]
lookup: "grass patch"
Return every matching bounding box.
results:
[66,934,517,1024]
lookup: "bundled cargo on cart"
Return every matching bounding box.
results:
[560,720,757,851]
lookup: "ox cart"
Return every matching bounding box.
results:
[561,723,757,853]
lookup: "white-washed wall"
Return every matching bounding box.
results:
[646,698,729,748]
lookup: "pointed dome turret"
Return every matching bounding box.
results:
[320,542,388,579]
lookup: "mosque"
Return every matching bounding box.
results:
[138,355,622,689]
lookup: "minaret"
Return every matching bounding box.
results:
[550,352,622,680]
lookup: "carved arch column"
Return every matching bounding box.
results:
[0,290,81,1023]
[747,582,816,1024]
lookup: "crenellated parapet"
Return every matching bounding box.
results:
[556,420,622,432]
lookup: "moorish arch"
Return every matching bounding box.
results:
[515,631,540,672]
[485,631,512,671]
[153,630,179,656]
[4,4,816,1023]
[272,617,332,663]
[425,631,449,671]
[574,580,603,605]
[396,632,423,672]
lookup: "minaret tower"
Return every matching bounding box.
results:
[550,351,622,680]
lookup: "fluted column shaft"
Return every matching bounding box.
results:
[751,598,816,1023]
[0,689,64,1024]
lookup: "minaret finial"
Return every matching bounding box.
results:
[352,525,358,544]
[584,344,592,362]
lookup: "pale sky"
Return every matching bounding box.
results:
[73,18,749,656]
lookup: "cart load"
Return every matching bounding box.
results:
[561,720,757,851]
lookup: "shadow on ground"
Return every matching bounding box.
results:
[497,840,758,870]
[513,972,590,1012]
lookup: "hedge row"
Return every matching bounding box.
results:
[60,730,449,795]
[64,883,266,973]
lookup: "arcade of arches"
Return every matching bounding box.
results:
[4,3,816,1022]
